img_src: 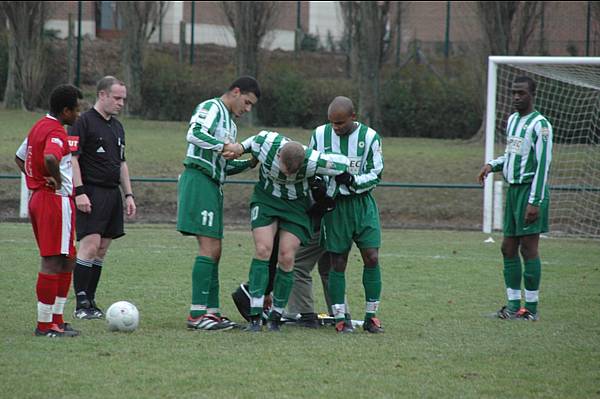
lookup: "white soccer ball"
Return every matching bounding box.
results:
[106,301,139,332]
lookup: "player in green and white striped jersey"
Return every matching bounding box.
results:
[478,76,553,321]
[226,131,349,331]
[310,96,385,334]
[177,76,261,331]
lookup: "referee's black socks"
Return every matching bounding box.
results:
[73,258,93,309]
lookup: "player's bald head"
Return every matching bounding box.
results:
[328,96,354,118]
[279,141,305,176]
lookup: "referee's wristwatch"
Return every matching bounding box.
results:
[125,193,135,199]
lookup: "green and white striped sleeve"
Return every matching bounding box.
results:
[225,159,253,176]
[186,101,225,152]
[314,151,349,177]
[488,155,506,173]
[528,119,553,206]
[352,134,383,194]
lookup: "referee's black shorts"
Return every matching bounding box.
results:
[76,184,124,241]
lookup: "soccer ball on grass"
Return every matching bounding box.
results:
[106,301,139,332]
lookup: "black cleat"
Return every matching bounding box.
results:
[267,311,282,332]
[298,313,319,329]
[516,308,539,321]
[496,306,519,320]
[363,317,384,333]
[335,319,354,334]
[34,324,75,338]
[244,316,262,332]
[89,300,105,319]
[73,307,101,320]
[58,322,81,336]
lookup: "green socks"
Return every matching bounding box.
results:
[503,256,542,314]
[190,256,216,318]
[328,270,346,320]
[248,258,270,316]
[271,267,294,312]
[503,257,522,312]
[524,257,541,313]
[363,265,382,320]
[207,261,220,315]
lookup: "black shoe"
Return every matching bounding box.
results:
[496,306,519,320]
[244,316,262,332]
[516,308,539,321]
[298,313,319,329]
[363,317,384,334]
[267,311,282,332]
[73,307,101,320]
[34,324,74,338]
[89,300,104,319]
[58,322,81,337]
[335,319,354,334]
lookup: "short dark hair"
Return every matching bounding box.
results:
[96,75,125,96]
[229,76,261,98]
[49,84,83,115]
[514,76,536,95]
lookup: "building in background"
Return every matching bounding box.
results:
[42,1,599,56]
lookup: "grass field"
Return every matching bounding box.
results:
[1,223,599,398]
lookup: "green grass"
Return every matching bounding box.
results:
[1,224,599,398]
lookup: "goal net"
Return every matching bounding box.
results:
[484,56,600,238]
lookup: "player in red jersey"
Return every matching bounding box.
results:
[15,84,83,337]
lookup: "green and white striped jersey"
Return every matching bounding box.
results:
[241,131,349,200]
[488,110,553,206]
[310,122,384,196]
[183,98,251,184]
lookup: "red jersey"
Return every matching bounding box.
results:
[23,115,76,196]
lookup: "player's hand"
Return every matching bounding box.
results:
[263,294,272,311]
[524,204,539,225]
[310,177,328,202]
[125,196,137,218]
[221,151,238,160]
[223,143,244,158]
[477,164,492,185]
[44,176,60,190]
[248,155,259,168]
[75,193,92,213]
[335,172,354,187]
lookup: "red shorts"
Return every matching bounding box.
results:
[29,190,76,258]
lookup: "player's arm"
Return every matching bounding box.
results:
[120,161,136,218]
[225,156,258,176]
[186,102,226,152]
[43,133,67,190]
[351,135,384,194]
[69,119,92,213]
[528,120,553,207]
[314,151,349,177]
[15,137,27,173]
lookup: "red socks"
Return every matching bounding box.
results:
[52,272,72,325]
[36,273,58,331]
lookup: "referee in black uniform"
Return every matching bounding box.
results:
[69,76,136,320]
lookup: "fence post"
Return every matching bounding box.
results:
[19,173,29,218]
[493,180,503,231]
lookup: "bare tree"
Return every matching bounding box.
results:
[0,1,47,110]
[220,2,279,79]
[340,1,390,130]
[477,1,543,56]
[117,1,168,115]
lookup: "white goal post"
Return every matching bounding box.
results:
[483,56,600,237]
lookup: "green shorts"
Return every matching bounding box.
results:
[176,166,224,239]
[321,192,381,253]
[250,185,313,245]
[504,183,549,237]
